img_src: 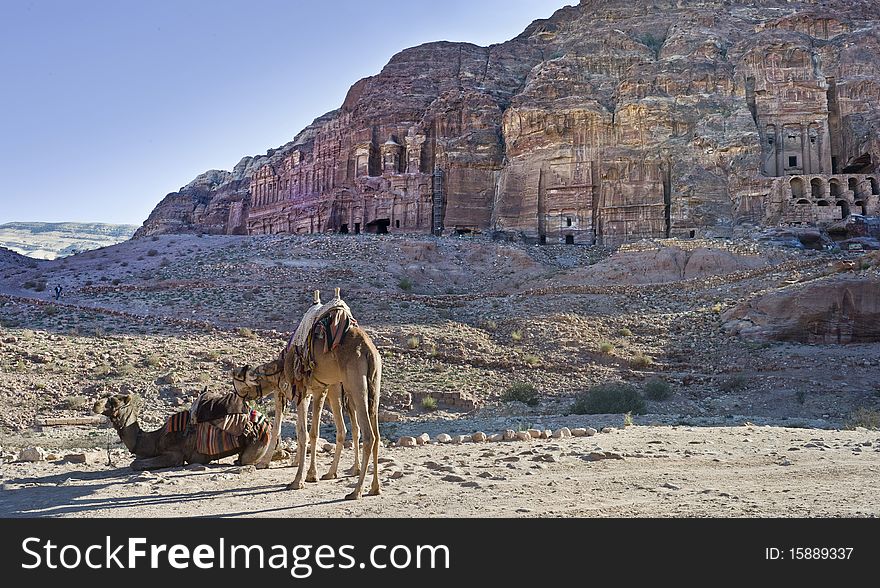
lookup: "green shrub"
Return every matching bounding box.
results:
[511,330,524,342]
[407,336,421,349]
[570,382,646,415]
[421,396,439,411]
[62,395,89,410]
[718,374,749,392]
[643,377,672,401]
[147,249,159,257]
[524,354,541,367]
[237,327,256,339]
[630,352,653,369]
[599,342,614,354]
[618,327,633,337]
[501,382,540,407]
[398,277,414,292]
[848,407,880,430]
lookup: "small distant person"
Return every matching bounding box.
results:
[54,284,62,300]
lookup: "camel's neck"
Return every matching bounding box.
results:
[116,422,143,454]
[110,409,161,457]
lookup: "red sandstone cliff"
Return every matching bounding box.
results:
[135,0,880,245]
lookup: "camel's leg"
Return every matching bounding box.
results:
[345,376,371,501]
[131,453,184,471]
[306,388,327,483]
[346,393,361,477]
[323,384,345,480]
[367,362,382,497]
[286,395,309,490]
[257,392,284,469]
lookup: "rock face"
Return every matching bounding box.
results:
[136,1,880,246]
[722,277,880,343]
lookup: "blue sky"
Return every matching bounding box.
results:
[0,0,568,225]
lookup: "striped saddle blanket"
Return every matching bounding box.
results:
[165,409,271,458]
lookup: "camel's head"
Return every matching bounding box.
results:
[230,364,257,398]
[93,393,143,427]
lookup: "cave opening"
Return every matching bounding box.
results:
[366,219,390,234]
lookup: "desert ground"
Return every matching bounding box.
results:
[0,232,878,517]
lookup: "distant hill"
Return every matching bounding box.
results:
[0,222,138,260]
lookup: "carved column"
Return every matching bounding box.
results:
[775,126,784,177]
[800,123,809,175]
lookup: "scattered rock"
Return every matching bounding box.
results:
[471,432,487,443]
[416,433,431,445]
[585,427,598,436]
[435,433,453,444]
[503,429,516,441]
[488,433,504,442]
[571,428,588,437]
[63,453,88,464]
[515,431,532,442]
[397,436,417,448]
[527,429,542,438]
[541,430,553,439]
[18,447,46,462]
[234,465,256,475]
[661,482,681,490]
[378,410,402,423]
[455,434,471,444]
[601,427,613,433]
[552,427,572,439]
[442,474,467,483]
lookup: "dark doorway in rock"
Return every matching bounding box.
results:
[689,230,696,238]
[790,177,805,199]
[367,219,390,234]
[811,178,824,199]
[871,178,879,195]
[539,235,547,245]
[565,235,575,245]
[339,224,349,234]
[836,200,850,218]
[830,179,842,197]
[848,178,858,195]
[566,217,572,227]
[395,220,400,229]
[855,201,867,215]
[354,223,361,235]
[817,200,830,207]
[796,199,810,205]
[455,228,472,236]
[789,156,798,168]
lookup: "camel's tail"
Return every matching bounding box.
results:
[366,344,381,420]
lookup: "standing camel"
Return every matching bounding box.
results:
[284,321,382,500]
[231,360,362,478]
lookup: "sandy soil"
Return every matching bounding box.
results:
[2,423,878,518]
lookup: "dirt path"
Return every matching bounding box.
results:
[3,424,878,518]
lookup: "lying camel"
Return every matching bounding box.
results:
[93,393,271,470]
[231,360,362,478]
